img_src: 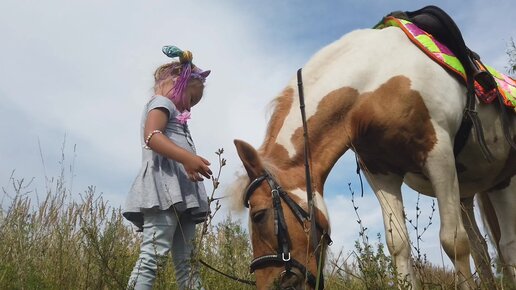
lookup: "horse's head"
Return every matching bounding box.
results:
[233,139,331,290]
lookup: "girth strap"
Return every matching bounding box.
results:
[463,76,494,161]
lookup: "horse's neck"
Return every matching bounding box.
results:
[260,28,414,185]
[261,85,358,186]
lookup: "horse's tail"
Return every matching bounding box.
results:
[476,192,503,259]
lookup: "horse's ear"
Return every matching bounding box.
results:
[234,139,265,179]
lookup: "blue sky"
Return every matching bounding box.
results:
[1,0,514,269]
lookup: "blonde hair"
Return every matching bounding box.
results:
[153,62,204,111]
[153,61,182,93]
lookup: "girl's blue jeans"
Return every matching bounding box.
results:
[127,208,204,290]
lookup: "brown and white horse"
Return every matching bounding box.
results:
[232,26,515,289]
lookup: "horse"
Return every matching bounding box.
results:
[231,25,516,290]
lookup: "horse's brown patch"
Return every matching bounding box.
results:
[348,76,437,175]
[262,76,437,189]
[262,87,360,190]
[262,88,294,155]
[290,87,360,184]
[260,88,304,187]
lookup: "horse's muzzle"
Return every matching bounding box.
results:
[278,268,305,290]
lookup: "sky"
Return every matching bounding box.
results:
[1,0,515,271]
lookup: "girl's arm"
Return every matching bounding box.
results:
[144,108,212,181]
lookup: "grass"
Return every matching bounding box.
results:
[1,149,514,289]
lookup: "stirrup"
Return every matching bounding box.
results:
[473,70,497,92]
[468,52,497,92]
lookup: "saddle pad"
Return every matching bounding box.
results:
[375,16,516,113]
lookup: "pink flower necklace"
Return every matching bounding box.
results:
[176,111,191,125]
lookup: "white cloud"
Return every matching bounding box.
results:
[0,0,293,193]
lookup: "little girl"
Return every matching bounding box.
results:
[124,45,212,290]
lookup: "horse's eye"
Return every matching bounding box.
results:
[251,210,266,224]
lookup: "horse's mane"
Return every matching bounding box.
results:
[227,169,250,212]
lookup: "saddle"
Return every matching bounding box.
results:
[382,5,516,159]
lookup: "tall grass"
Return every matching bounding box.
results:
[0,172,138,289]
[1,151,512,289]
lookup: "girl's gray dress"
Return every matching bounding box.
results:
[123,95,209,231]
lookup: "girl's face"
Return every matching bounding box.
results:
[155,76,204,111]
[185,79,204,109]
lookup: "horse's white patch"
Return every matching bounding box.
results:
[290,188,330,232]
[275,27,467,159]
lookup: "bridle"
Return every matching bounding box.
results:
[243,171,332,290]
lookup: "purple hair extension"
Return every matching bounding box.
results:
[170,62,192,110]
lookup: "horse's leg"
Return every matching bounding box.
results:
[365,172,419,288]
[423,131,476,289]
[460,196,495,288]
[484,178,516,285]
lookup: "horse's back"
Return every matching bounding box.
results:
[299,27,466,130]
[300,27,514,194]
[303,28,458,88]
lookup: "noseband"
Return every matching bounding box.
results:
[244,171,332,289]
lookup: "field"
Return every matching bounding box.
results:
[0,153,512,290]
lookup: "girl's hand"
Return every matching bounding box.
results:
[183,154,212,181]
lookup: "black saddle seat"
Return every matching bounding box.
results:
[389,5,497,91]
